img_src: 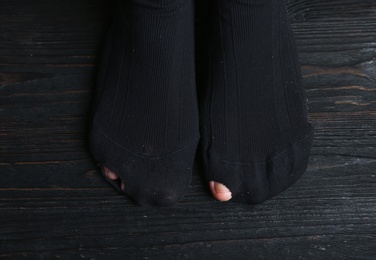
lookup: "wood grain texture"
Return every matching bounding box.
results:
[1,0,376,259]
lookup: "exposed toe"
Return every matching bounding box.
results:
[210,181,232,202]
[103,166,119,180]
[102,166,126,193]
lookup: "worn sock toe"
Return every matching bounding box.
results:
[90,0,199,206]
[201,0,313,204]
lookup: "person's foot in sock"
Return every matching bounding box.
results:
[90,0,199,206]
[201,0,314,203]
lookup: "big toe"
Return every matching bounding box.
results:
[103,166,125,192]
[210,181,232,202]
[103,166,119,180]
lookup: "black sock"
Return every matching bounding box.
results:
[90,0,199,206]
[201,0,313,203]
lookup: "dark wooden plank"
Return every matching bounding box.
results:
[1,0,376,259]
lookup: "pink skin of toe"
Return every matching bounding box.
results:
[103,166,125,191]
[209,181,232,202]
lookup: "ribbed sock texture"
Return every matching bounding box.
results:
[202,0,313,203]
[90,0,199,206]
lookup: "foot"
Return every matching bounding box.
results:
[90,0,199,206]
[201,0,313,204]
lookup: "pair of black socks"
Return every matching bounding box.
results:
[90,0,313,206]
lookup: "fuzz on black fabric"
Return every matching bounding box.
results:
[201,0,313,204]
[90,0,199,206]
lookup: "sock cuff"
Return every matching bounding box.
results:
[221,0,269,5]
[116,0,191,17]
[130,0,189,9]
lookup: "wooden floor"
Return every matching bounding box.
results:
[1,0,376,258]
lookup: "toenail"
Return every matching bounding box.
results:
[212,181,231,194]
[210,181,232,202]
